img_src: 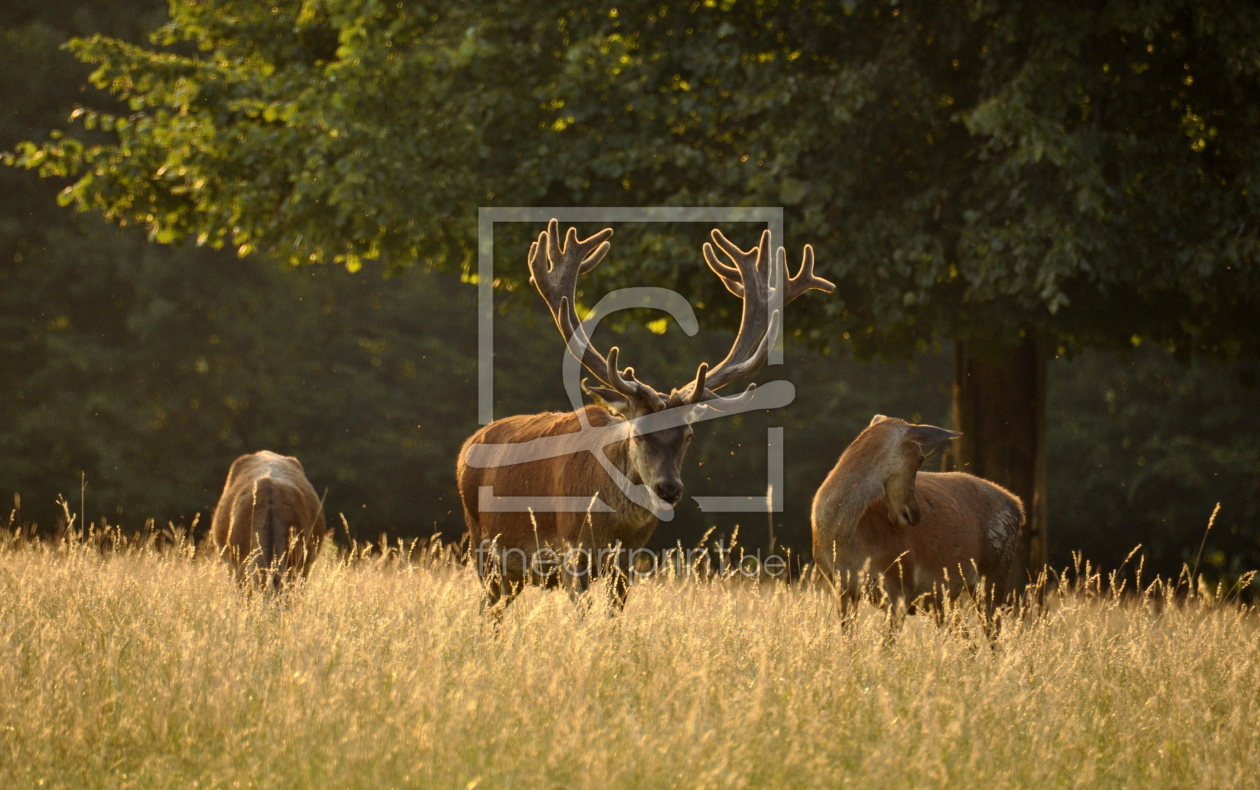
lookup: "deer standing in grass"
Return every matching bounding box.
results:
[458,219,833,614]
[811,415,1023,628]
[210,451,328,588]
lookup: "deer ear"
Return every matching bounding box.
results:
[581,379,635,417]
[870,414,889,426]
[907,424,962,445]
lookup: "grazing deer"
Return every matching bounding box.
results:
[458,219,834,613]
[810,415,1023,628]
[210,451,328,588]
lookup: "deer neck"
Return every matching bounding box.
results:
[818,435,886,554]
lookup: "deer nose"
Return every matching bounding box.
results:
[654,481,683,505]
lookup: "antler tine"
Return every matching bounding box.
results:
[607,348,665,410]
[527,237,545,286]
[702,244,744,297]
[700,382,758,412]
[686,363,709,405]
[578,238,611,274]
[678,361,761,412]
[677,361,748,407]
[778,243,836,304]
[709,228,766,279]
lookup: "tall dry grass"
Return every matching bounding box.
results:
[1,526,1257,789]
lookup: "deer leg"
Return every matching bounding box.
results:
[823,569,861,630]
[607,568,631,613]
[979,583,1004,645]
[480,572,524,624]
[924,590,948,630]
[559,542,595,614]
[882,595,909,647]
[600,543,631,614]
[836,590,859,630]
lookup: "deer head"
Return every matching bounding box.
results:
[865,414,962,527]
[528,219,835,508]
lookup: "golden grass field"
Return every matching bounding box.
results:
[1,526,1258,790]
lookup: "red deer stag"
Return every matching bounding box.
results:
[458,219,834,613]
[811,415,1023,628]
[211,451,328,588]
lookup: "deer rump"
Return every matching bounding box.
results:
[210,451,326,587]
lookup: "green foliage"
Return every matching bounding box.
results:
[0,221,482,533]
[9,0,1260,357]
[1049,347,1260,575]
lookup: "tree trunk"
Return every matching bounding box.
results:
[946,336,1048,598]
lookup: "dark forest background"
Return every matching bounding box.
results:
[3,0,1257,579]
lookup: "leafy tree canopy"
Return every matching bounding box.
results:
[3,0,1257,578]
[9,0,1260,359]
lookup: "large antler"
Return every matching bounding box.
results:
[528,219,663,409]
[680,229,835,400]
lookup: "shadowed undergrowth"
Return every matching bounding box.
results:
[1,527,1257,789]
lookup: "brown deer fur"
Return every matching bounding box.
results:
[210,451,327,588]
[811,416,1023,623]
[458,405,658,608]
